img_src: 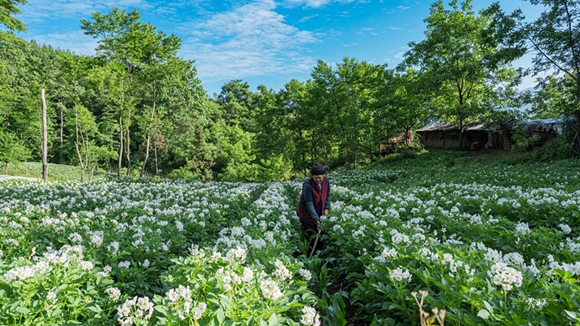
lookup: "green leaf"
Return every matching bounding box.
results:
[477,309,490,320]
[15,307,30,314]
[565,310,580,321]
[216,308,225,324]
[482,300,494,315]
[268,313,278,326]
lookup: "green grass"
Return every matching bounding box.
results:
[2,162,113,182]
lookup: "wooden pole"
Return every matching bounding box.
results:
[41,89,48,182]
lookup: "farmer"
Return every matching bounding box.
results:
[296,163,331,255]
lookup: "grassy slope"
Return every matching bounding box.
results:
[2,162,112,182]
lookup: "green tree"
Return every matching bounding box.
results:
[68,103,105,182]
[403,0,524,148]
[81,8,181,176]
[161,60,215,180]
[253,84,295,180]
[277,79,314,176]
[0,31,43,160]
[0,129,29,173]
[212,120,257,182]
[216,79,255,131]
[518,0,580,153]
[0,0,27,31]
[309,58,384,168]
[134,30,181,177]
[376,68,433,146]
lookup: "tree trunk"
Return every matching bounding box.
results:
[75,140,85,183]
[141,136,151,178]
[74,104,85,183]
[154,147,159,175]
[60,109,64,145]
[41,89,48,182]
[141,99,156,178]
[118,115,123,177]
[125,125,131,176]
[459,120,465,149]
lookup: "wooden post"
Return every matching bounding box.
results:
[41,89,48,182]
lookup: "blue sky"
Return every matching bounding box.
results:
[15,0,543,96]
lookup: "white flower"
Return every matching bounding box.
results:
[488,262,523,290]
[90,232,104,247]
[375,247,397,263]
[68,232,83,243]
[193,302,206,320]
[298,268,312,281]
[242,267,254,282]
[515,222,531,236]
[46,291,57,303]
[260,279,283,300]
[105,287,122,301]
[559,224,572,234]
[80,260,94,271]
[301,306,321,325]
[117,296,154,325]
[109,242,120,253]
[118,261,131,269]
[389,267,412,283]
[274,260,292,281]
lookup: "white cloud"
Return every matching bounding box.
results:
[299,14,319,22]
[342,42,359,47]
[397,5,410,11]
[27,31,98,56]
[179,0,319,83]
[20,0,151,20]
[284,0,331,8]
[282,0,359,9]
[358,27,377,36]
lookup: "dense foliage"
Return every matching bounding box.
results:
[1,150,579,325]
[1,0,580,182]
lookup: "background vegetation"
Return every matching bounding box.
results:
[1,0,579,182]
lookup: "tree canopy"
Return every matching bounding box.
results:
[2,1,578,182]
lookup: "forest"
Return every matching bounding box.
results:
[1,0,579,182]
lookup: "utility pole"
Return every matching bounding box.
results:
[41,89,48,182]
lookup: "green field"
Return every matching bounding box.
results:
[1,150,579,325]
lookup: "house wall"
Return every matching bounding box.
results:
[418,130,488,149]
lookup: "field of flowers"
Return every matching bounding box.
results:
[1,150,580,325]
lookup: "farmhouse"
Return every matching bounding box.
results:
[416,117,565,150]
[416,121,493,149]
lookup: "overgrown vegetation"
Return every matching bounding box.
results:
[1,150,578,325]
[1,0,579,183]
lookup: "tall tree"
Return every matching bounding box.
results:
[81,7,181,176]
[376,68,433,144]
[403,0,524,148]
[519,0,580,153]
[309,58,384,168]
[0,0,27,31]
[216,79,255,131]
[0,31,43,159]
[135,28,181,177]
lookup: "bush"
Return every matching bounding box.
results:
[532,137,575,162]
[167,166,202,181]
